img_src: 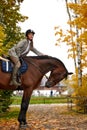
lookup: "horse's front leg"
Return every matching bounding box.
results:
[18,88,32,128]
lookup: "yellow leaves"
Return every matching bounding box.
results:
[55,31,59,36]
[80,0,87,4]
[0,26,5,41]
[54,0,87,75]
[55,43,58,46]
[57,29,63,36]
[0,25,15,55]
[79,31,87,43]
[63,35,71,42]
[54,27,64,46]
[68,2,87,28]
[0,43,3,47]
[69,72,87,96]
[54,26,63,36]
[73,77,87,97]
[55,29,63,37]
[0,0,27,54]
[54,26,59,30]
[0,25,6,55]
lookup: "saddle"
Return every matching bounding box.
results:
[1,56,28,76]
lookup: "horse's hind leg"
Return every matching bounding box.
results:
[18,88,32,128]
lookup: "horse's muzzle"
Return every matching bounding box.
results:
[45,81,52,88]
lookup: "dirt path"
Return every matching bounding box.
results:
[0,104,87,130]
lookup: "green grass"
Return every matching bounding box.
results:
[0,96,67,120]
[11,96,67,105]
[11,96,22,105]
[0,107,19,120]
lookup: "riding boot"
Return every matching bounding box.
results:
[10,66,21,87]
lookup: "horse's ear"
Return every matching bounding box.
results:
[68,72,73,75]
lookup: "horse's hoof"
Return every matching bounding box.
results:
[20,123,29,129]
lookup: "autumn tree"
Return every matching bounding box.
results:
[55,0,87,87]
[55,0,87,112]
[0,25,6,52]
[0,0,28,54]
[0,0,28,112]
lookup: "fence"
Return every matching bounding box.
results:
[67,96,87,114]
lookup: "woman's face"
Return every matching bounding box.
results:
[27,33,34,41]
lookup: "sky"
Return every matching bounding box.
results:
[19,0,75,73]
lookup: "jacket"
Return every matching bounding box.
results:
[8,39,43,57]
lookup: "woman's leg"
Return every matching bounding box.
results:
[10,56,21,87]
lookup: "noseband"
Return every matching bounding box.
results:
[47,78,58,85]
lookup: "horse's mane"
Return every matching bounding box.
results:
[23,55,67,69]
[0,55,61,64]
[0,55,67,71]
[24,55,59,61]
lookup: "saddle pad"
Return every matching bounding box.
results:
[1,60,28,74]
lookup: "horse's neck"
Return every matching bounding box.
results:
[24,56,57,74]
[37,59,56,74]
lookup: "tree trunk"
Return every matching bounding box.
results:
[75,0,82,86]
[65,0,82,87]
[65,0,77,70]
[76,26,82,86]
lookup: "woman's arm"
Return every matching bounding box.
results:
[31,47,43,56]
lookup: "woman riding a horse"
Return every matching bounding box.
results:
[0,51,73,128]
[8,29,43,87]
[0,30,73,128]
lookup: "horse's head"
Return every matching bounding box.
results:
[45,67,73,88]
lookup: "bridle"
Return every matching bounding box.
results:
[47,72,68,85]
[47,77,59,85]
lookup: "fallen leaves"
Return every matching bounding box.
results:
[0,105,87,130]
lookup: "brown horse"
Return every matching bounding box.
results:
[0,55,72,128]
